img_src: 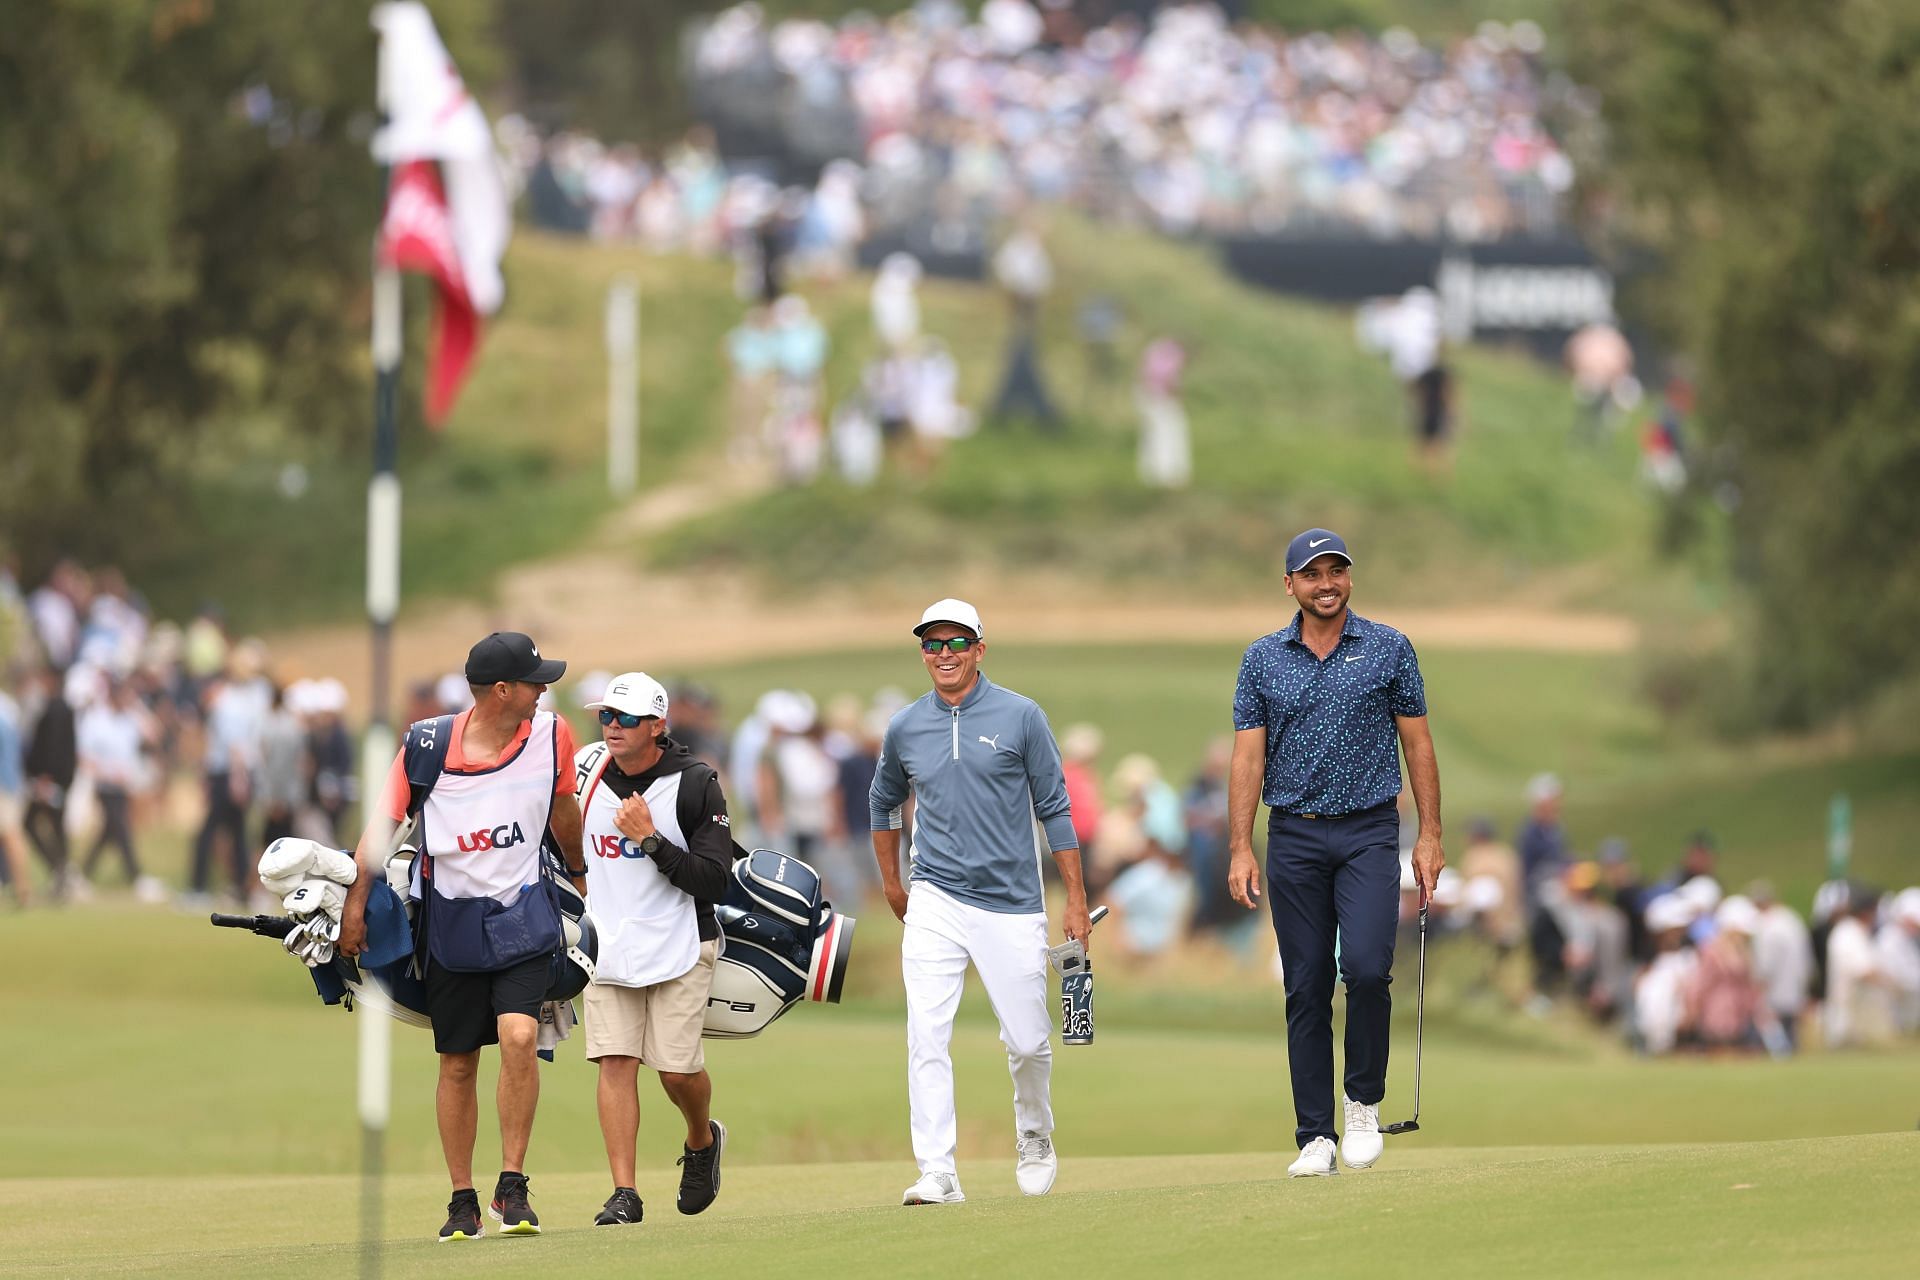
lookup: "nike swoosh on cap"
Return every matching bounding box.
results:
[1309,538,1332,548]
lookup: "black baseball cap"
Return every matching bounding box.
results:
[1285,528,1354,574]
[464,631,567,686]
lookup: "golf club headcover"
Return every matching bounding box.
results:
[1046,937,1083,974]
[282,878,348,925]
[259,838,358,897]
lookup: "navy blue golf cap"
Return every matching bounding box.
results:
[1285,528,1354,574]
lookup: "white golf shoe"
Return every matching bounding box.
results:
[1341,1095,1383,1169]
[902,1171,966,1205]
[1015,1131,1057,1196]
[1286,1136,1339,1178]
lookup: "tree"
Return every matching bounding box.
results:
[1570,0,1920,724]
[493,0,722,145]
[0,0,494,573]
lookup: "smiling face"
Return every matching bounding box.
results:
[919,622,985,703]
[1284,554,1352,621]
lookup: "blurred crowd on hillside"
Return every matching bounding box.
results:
[518,2,1583,253]
[0,559,357,911]
[7,563,1914,1056]
[701,214,1192,489]
[1424,773,1920,1055]
[496,3,1618,499]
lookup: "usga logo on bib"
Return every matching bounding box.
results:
[589,833,648,860]
[456,823,528,853]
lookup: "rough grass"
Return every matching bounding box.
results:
[650,217,1659,607]
[129,217,1668,631]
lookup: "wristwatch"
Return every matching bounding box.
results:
[638,834,666,857]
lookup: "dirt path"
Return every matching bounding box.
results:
[265,475,1638,705]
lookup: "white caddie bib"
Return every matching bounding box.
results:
[418,713,559,905]
[577,747,701,988]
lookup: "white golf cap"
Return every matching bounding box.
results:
[1679,874,1723,914]
[586,671,670,720]
[763,688,817,733]
[1715,895,1760,936]
[1644,894,1694,933]
[914,598,983,638]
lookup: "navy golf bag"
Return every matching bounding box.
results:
[703,847,857,1039]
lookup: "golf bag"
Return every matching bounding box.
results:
[214,847,596,1026]
[703,847,857,1038]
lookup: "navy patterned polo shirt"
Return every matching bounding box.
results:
[1232,610,1427,815]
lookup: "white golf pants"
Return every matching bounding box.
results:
[902,881,1054,1175]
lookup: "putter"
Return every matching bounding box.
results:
[1381,898,1427,1135]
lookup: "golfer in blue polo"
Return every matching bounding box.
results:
[1226,528,1444,1177]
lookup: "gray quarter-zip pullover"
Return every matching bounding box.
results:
[868,675,1077,914]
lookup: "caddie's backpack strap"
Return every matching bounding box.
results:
[402,715,456,821]
[400,714,454,977]
[573,741,614,816]
[674,761,752,863]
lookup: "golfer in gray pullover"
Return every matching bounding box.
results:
[870,598,1090,1207]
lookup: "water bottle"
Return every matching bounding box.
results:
[1049,936,1096,1045]
[1048,906,1106,1046]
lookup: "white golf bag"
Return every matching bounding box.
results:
[704,848,857,1038]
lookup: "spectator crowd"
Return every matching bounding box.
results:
[1426,772,1920,1055]
[6,559,1915,1060]
[0,557,356,911]
[498,3,1604,499]
[670,1,1583,249]
[521,4,1584,261]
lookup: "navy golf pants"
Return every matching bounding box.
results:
[1267,803,1400,1148]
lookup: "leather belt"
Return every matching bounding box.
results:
[1281,800,1394,822]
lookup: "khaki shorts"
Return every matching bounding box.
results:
[584,937,718,1072]
[0,792,21,835]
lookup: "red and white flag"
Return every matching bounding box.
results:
[371,2,510,426]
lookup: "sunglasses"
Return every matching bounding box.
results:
[597,708,653,728]
[920,636,978,654]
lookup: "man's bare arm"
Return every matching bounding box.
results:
[1396,713,1444,897]
[1226,726,1267,908]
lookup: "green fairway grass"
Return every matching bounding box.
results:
[11,1138,1919,1278]
[7,905,1919,1277]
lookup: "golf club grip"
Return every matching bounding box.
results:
[209,912,298,939]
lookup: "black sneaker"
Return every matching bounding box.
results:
[489,1172,541,1236]
[594,1186,644,1226]
[437,1189,483,1243]
[676,1119,727,1215]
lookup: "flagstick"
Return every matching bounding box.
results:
[359,260,400,1280]
[606,273,639,496]
[359,51,403,1277]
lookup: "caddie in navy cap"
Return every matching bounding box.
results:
[1284,528,1354,575]
[464,630,568,686]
